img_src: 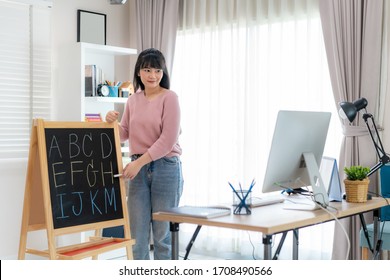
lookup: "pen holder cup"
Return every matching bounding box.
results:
[233,190,252,215]
[108,86,119,97]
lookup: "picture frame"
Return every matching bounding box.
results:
[77,10,106,45]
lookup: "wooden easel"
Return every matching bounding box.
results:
[18,119,135,260]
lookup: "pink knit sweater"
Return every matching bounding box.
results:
[119,90,182,161]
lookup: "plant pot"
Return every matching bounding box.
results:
[344,178,370,203]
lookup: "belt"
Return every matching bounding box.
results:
[131,154,143,160]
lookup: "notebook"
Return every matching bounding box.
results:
[158,206,231,219]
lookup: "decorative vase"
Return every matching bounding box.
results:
[344,178,370,203]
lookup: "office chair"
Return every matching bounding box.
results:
[360,164,390,259]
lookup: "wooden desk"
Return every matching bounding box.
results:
[153,197,390,260]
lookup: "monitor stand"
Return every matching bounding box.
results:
[283,152,330,211]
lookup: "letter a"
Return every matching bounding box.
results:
[48,136,62,159]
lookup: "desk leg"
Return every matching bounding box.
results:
[373,209,380,260]
[359,213,373,253]
[292,229,299,260]
[273,232,288,260]
[170,222,180,260]
[263,234,273,260]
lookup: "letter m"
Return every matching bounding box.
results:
[104,187,117,213]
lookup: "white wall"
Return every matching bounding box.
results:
[52,0,138,119]
[0,0,137,260]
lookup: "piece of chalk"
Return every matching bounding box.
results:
[114,174,122,178]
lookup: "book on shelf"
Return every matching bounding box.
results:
[85,113,102,122]
[157,206,231,219]
[85,65,95,97]
[85,65,103,97]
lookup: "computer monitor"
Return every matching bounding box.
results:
[262,110,331,207]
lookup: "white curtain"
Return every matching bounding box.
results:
[171,0,341,259]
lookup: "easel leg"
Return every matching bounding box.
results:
[91,229,102,260]
[126,244,134,260]
[18,178,32,259]
[18,186,31,260]
[18,124,37,260]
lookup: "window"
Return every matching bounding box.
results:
[171,0,341,259]
[0,0,51,159]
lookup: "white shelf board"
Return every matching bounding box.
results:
[85,97,128,103]
[80,42,137,56]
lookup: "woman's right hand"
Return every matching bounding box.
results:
[105,110,120,123]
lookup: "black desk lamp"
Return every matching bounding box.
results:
[339,97,390,177]
[339,97,389,259]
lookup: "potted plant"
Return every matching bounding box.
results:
[343,165,370,203]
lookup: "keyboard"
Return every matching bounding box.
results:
[250,196,285,207]
[283,203,320,211]
[282,196,322,211]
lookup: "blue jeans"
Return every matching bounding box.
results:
[128,156,183,260]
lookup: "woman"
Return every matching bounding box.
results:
[105,48,183,260]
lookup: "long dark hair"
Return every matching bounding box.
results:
[133,48,170,91]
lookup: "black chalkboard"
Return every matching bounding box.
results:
[45,128,123,229]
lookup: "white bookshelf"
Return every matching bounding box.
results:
[55,42,137,122]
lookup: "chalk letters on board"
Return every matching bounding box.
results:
[45,128,123,229]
